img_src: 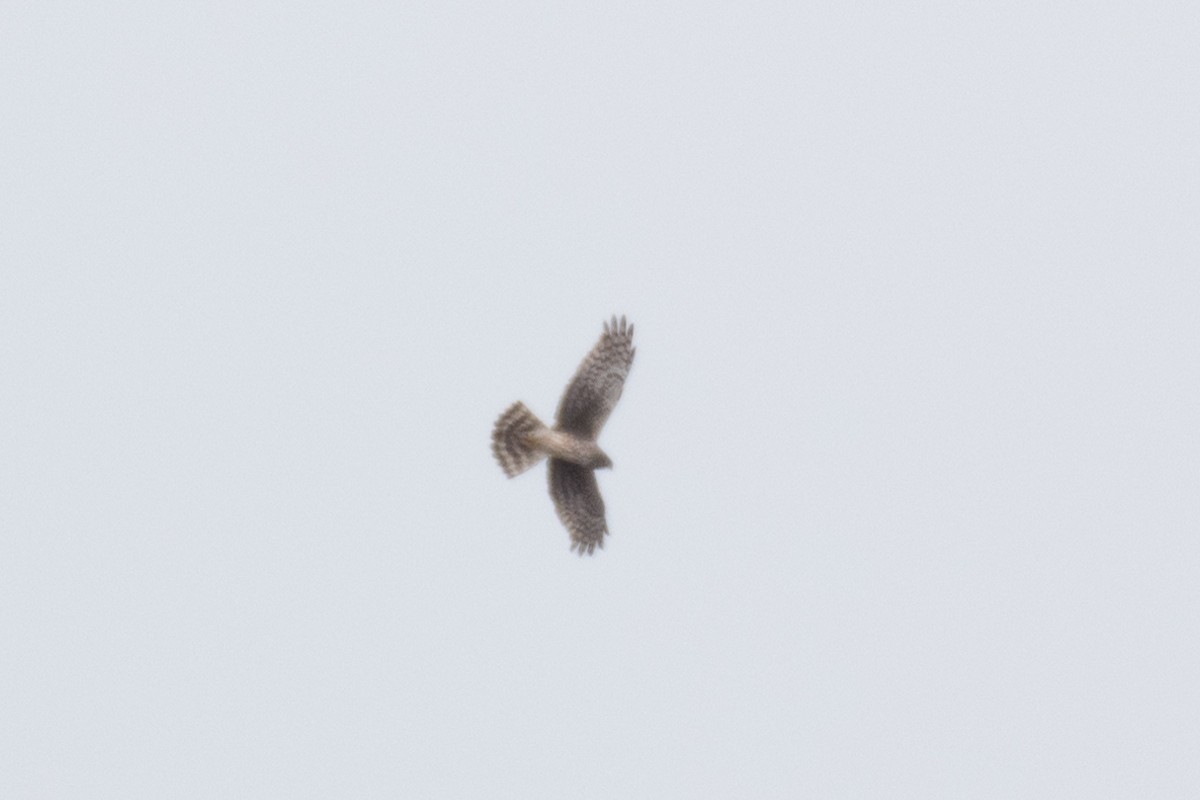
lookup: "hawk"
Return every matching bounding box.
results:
[492,315,636,555]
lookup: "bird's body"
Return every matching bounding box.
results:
[524,428,611,469]
[492,316,635,554]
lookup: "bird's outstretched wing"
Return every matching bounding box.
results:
[548,458,608,555]
[555,315,635,438]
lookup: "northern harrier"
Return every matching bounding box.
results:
[492,315,636,554]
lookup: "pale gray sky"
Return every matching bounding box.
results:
[2,3,1198,798]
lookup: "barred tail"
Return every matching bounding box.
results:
[492,402,548,478]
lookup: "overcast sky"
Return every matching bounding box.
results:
[2,3,1198,798]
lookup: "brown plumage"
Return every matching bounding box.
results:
[492,315,636,554]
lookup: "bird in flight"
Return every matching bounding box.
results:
[492,315,636,555]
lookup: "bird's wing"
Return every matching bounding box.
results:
[548,458,608,555]
[555,315,635,438]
